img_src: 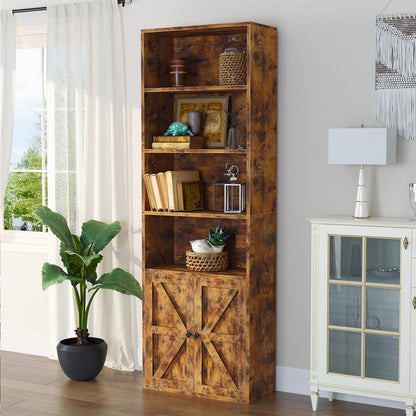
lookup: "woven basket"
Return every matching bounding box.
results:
[186,250,229,272]
[219,52,247,86]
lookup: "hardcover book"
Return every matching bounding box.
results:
[177,181,204,211]
[165,170,200,211]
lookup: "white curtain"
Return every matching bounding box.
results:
[47,0,136,370]
[0,10,15,204]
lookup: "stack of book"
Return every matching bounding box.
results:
[152,136,204,149]
[144,170,204,212]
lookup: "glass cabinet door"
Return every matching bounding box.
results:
[327,235,401,382]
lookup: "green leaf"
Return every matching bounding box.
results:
[72,235,84,255]
[34,206,76,251]
[59,241,70,270]
[64,250,103,282]
[41,263,69,290]
[91,268,142,299]
[80,220,121,254]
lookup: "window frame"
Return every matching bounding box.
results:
[1,13,47,241]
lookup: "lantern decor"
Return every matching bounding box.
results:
[213,163,246,214]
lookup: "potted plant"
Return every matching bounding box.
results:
[34,206,142,381]
[208,225,229,252]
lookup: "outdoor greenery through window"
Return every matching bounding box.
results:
[3,47,47,232]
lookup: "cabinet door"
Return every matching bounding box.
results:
[194,275,246,401]
[317,225,411,394]
[411,287,416,396]
[143,271,193,392]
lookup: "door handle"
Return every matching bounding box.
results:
[403,237,408,250]
[413,296,416,310]
[185,331,192,338]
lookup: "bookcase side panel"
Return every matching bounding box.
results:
[247,24,277,216]
[247,213,276,402]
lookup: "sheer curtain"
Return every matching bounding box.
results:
[0,10,15,203]
[47,0,137,370]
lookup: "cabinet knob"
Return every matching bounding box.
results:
[185,331,192,338]
[413,296,416,310]
[193,332,200,339]
[403,237,408,250]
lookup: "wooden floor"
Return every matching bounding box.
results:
[1,351,402,416]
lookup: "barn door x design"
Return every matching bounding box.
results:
[196,280,243,397]
[148,275,243,398]
[150,279,190,390]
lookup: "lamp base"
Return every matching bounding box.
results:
[353,166,370,219]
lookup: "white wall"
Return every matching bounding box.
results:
[122,0,416,372]
[1,0,416,399]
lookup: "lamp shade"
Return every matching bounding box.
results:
[328,128,396,165]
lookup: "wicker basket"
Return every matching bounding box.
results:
[219,52,247,86]
[186,250,229,272]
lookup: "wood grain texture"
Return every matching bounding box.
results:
[247,214,276,402]
[247,24,277,216]
[142,22,277,404]
[2,351,404,416]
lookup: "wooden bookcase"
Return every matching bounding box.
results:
[141,22,277,403]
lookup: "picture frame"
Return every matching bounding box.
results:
[174,96,228,148]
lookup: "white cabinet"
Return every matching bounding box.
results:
[309,217,416,415]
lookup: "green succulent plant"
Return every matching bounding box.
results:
[208,225,229,247]
[34,206,142,346]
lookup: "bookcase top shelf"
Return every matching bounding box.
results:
[141,21,276,37]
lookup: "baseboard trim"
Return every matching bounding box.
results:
[275,365,402,410]
[1,330,49,357]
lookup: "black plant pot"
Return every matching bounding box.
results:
[57,337,107,381]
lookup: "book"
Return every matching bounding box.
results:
[177,181,204,211]
[165,170,200,211]
[153,135,204,143]
[176,182,184,211]
[150,174,164,211]
[151,142,203,149]
[156,172,169,210]
[143,174,156,210]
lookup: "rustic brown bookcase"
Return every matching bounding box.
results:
[141,22,277,403]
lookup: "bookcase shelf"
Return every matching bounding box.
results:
[143,209,247,219]
[144,148,247,154]
[141,22,277,404]
[146,264,247,278]
[144,85,247,94]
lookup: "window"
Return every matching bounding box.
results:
[3,46,47,232]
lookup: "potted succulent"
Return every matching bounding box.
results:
[34,206,142,381]
[208,225,229,252]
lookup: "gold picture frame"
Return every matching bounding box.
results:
[175,96,228,148]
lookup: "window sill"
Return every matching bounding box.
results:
[1,230,48,253]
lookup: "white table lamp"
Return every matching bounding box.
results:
[328,127,397,219]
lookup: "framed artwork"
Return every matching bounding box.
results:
[175,96,228,148]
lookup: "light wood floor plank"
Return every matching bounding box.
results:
[1,351,403,416]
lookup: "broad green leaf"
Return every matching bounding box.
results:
[91,268,142,299]
[81,220,121,254]
[34,206,76,251]
[59,241,70,270]
[73,235,84,255]
[41,263,69,290]
[65,250,103,280]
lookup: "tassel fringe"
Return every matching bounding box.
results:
[376,21,416,77]
[376,88,416,140]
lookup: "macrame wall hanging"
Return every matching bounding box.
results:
[376,14,416,140]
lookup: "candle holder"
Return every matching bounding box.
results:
[213,163,245,214]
